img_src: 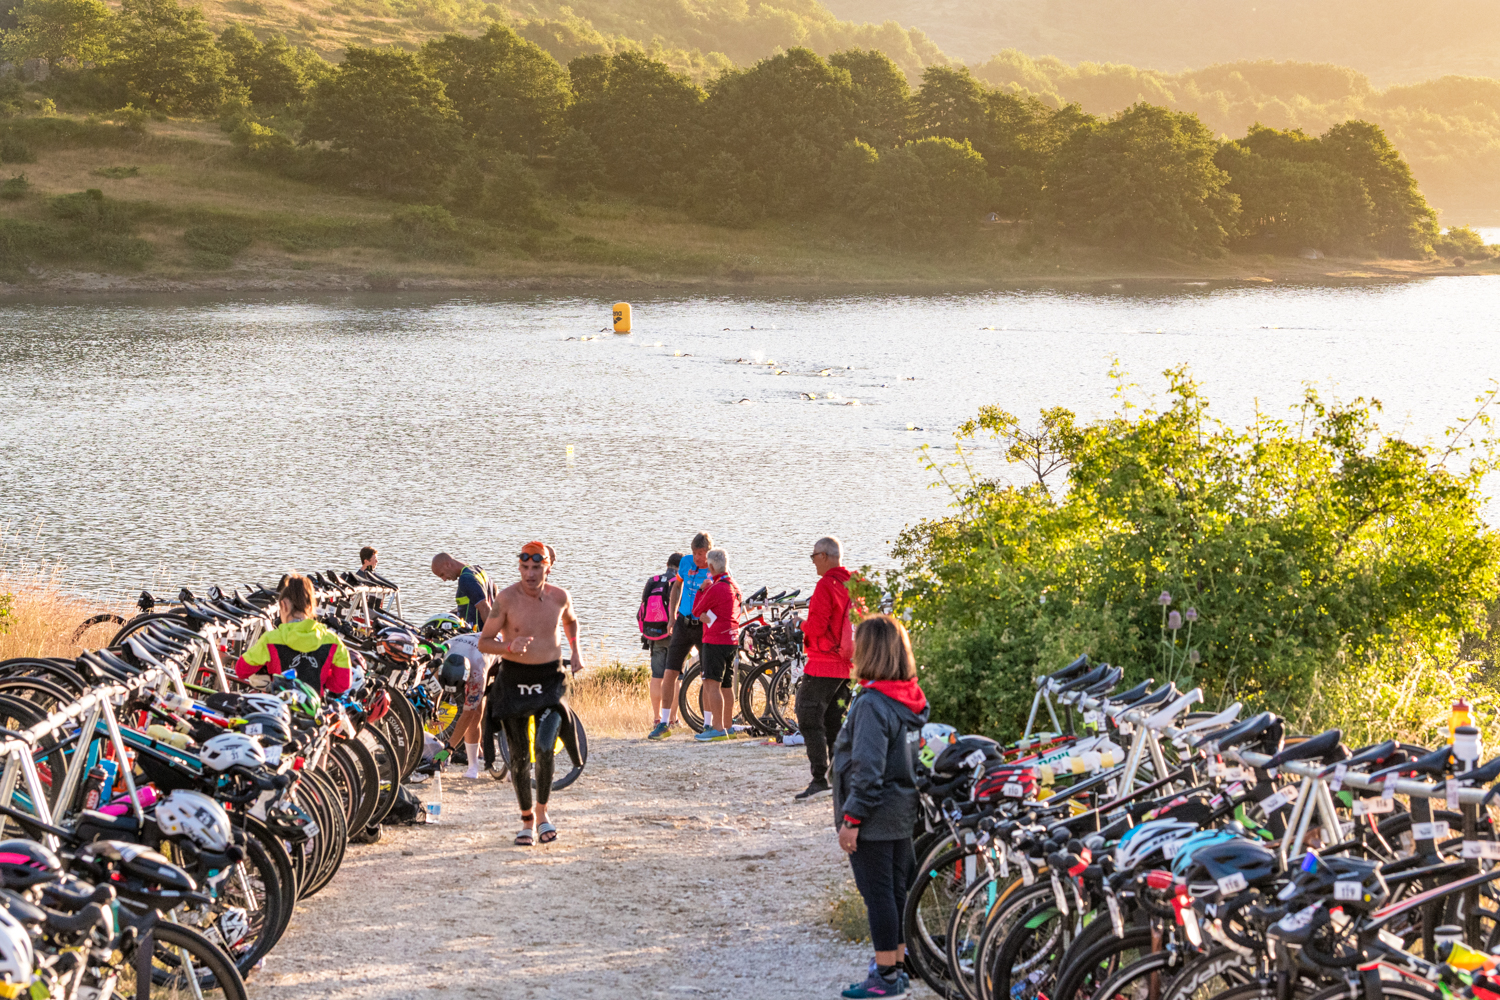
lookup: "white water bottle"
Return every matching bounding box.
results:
[426,772,442,823]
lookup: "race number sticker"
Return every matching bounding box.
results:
[1002,782,1024,798]
[1353,797,1395,816]
[1334,880,1363,902]
[1329,764,1348,792]
[1412,821,1450,841]
[1382,773,1400,801]
[1461,841,1500,860]
[1216,872,1248,894]
[1261,785,1299,814]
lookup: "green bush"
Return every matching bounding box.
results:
[230,120,295,167]
[0,175,30,200]
[183,222,252,256]
[873,366,1500,738]
[1434,225,1491,259]
[49,189,135,232]
[0,135,36,164]
[388,204,470,261]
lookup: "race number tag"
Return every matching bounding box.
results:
[1002,782,1024,798]
[1354,797,1395,816]
[1019,854,1036,886]
[1334,880,1363,902]
[1261,785,1299,814]
[1329,764,1348,793]
[264,745,282,765]
[1217,872,1248,894]
[1447,781,1462,811]
[1412,821,1450,841]
[1107,893,1124,938]
[1382,773,1400,801]
[1461,841,1500,860]
[245,723,263,736]
[1161,840,1182,859]
[963,750,987,769]
[1050,873,1070,916]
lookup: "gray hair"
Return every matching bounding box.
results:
[813,536,842,562]
[705,547,727,573]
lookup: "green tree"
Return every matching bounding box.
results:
[1047,103,1238,252]
[1,0,112,64]
[980,93,1094,217]
[566,50,705,200]
[698,47,856,217]
[421,23,571,157]
[107,0,237,114]
[1317,119,1437,256]
[552,125,604,194]
[303,46,462,193]
[219,24,325,106]
[850,136,994,229]
[1217,136,1372,251]
[913,65,990,144]
[828,48,911,149]
[879,368,1500,738]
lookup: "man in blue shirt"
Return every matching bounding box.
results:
[647,531,713,741]
[431,552,492,628]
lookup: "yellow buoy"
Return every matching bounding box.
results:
[612,302,632,334]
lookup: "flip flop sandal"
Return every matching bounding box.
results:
[537,822,557,844]
[515,814,535,846]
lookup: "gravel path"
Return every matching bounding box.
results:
[255,734,906,999]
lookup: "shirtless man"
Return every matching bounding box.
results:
[478,541,585,846]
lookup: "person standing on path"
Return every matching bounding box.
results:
[441,631,499,780]
[640,553,683,734]
[690,547,742,742]
[649,532,713,740]
[833,615,929,1000]
[478,542,585,846]
[795,536,861,799]
[431,552,494,629]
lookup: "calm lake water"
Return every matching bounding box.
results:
[2,278,1498,659]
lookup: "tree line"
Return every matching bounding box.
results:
[0,0,1460,256]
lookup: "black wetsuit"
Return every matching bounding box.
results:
[489,658,576,810]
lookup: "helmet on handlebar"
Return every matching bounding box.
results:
[1182,838,1279,897]
[933,736,1002,776]
[366,687,392,724]
[265,799,319,843]
[422,613,469,641]
[377,627,419,666]
[243,712,291,746]
[919,723,958,768]
[1114,819,1200,871]
[0,839,61,890]
[1170,828,1242,879]
[274,677,322,719]
[439,652,469,689]
[0,905,33,987]
[199,732,267,772]
[347,649,367,696]
[242,694,291,723]
[155,789,234,853]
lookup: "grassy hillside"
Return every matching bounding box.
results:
[969,54,1500,221]
[0,115,1492,293]
[170,0,948,79]
[819,0,1500,85]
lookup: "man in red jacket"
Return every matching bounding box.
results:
[794,535,859,799]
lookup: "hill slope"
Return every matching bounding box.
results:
[818,0,1500,84]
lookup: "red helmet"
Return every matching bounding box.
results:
[366,688,392,724]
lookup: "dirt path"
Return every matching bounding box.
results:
[256,735,897,999]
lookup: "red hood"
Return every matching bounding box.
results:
[863,678,927,713]
[825,565,852,585]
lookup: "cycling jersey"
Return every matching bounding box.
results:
[676,560,711,617]
[234,618,352,695]
[455,565,490,627]
[446,633,499,710]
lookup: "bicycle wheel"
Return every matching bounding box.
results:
[72,612,127,645]
[375,707,415,783]
[738,662,778,735]
[319,745,360,827]
[329,739,379,834]
[1158,949,1257,1000]
[355,725,399,826]
[165,830,289,979]
[382,679,424,777]
[119,918,248,1000]
[1049,925,1154,1000]
[300,768,348,897]
[984,892,1074,1000]
[905,845,980,1000]
[768,660,802,733]
[677,660,705,732]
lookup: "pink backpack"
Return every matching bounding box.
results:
[637,574,673,642]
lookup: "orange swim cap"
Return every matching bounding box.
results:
[520,541,553,564]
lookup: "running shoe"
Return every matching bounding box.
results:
[795,777,831,799]
[841,969,907,999]
[693,728,729,742]
[647,722,672,741]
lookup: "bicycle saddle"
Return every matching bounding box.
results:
[1041,655,1091,688]
[1078,666,1124,698]
[1328,740,1399,774]
[1057,664,1111,694]
[177,587,196,603]
[1108,679,1156,707]
[1450,754,1500,786]
[1213,712,1282,754]
[1368,744,1454,781]
[1263,728,1344,770]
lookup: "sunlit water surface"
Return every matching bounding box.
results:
[2,278,1498,658]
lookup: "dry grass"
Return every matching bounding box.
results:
[569,662,652,737]
[828,884,871,943]
[0,571,124,662]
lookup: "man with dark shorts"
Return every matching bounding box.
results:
[478,542,585,846]
[431,552,493,628]
[649,532,713,741]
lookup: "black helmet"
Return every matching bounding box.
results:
[265,800,319,844]
[1184,838,1279,897]
[0,839,62,889]
[934,735,1003,776]
[243,712,291,746]
[1278,852,1388,912]
[439,652,468,690]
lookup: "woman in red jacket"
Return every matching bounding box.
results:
[691,547,741,742]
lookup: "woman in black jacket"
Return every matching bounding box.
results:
[831,614,930,1000]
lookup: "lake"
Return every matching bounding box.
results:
[2,277,1498,659]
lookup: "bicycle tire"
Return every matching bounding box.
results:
[71,612,127,644]
[905,845,980,1000]
[355,724,399,826]
[288,773,336,898]
[768,659,802,733]
[984,892,1074,1000]
[677,659,705,732]
[375,703,415,782]
[299,768,348,898]
[1195,973,1325,1000]
[330,740,380,834]
[125,917,249,1000]
[738,662,778,735]
[1157,949,1258,1000]
[165,828,289,979]
[382,678,424,777]
[0,659,90,697]
[320,744,361,827]
[243,815,300,907]
[1049,925,1154,1000]
[948,873,1038,1000]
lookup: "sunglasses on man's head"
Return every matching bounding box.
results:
[519,552,548,564]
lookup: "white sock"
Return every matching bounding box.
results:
[703,711,714,729]
[464,743,480,778]
[660,708,671,724]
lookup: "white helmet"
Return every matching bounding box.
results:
[217,907,251,951]
[0,905,33,986]
[199,733,266,773]
[348,659,366,697]
[242,695,290,723]
[155,790,233,852]
[1114,819,1201,871]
